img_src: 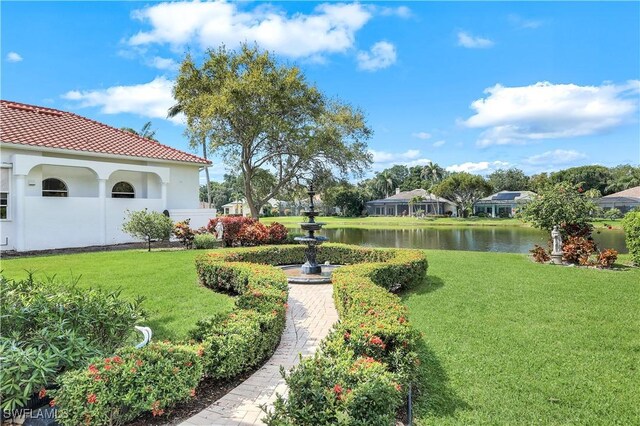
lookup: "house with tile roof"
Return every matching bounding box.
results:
[595,186,640,213]
[473,190,537,218]
[365,188,456,216]
[0,100,216,251]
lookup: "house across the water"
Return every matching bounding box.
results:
[595,186,640,213]
[473,190,537,218]
[0,100,216,252]
[365,188,456,216]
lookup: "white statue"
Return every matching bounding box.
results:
[215,220,224,240]
[551,225,562,254]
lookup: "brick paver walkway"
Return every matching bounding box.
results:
[181,283,338,426]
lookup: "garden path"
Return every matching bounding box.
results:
[180,282,338,426]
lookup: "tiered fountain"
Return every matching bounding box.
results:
[280,184,337,284]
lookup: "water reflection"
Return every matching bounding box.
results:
[317,227,627,254]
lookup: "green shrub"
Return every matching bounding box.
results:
[193,233,220,249]
[603,208,623,220]
[122,208,173,251]
[0,274,144,411]
[52,342,204,426]
[265,349,403,426]
[194,244,427,424]
[622,211,640,265]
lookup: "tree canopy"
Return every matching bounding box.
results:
[432,172,492,217]
[487,168,530,192]
[174,43,372,217]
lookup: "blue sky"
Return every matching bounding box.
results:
[2,1,639,182]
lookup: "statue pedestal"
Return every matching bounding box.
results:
[550,252,563,265]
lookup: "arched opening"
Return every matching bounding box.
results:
[111,181,135,198]
[42,178,68,197]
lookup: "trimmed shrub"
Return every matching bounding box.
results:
[193,233,220,250]
[237,221,270,246]
[196,244,427,424]
[622,211,640,266]
[0,275,144,411]
[52,342,204,426]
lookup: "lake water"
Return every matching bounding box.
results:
[294,227,628,254]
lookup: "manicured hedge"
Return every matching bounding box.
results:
[54,342,203,425]
[198,243,428,424]
[622,211,640,266]
[264,245,427,425]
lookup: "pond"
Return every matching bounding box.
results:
[292,227,628,254]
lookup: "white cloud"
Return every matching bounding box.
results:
[357,41,397,71]
[149,56,179,71]
[465,81,640,147]
[378,6,412,19]
[525,149,587,166]
[129,2,372,59]
[369,149,432,171]
[411,132,431,140]
[6,52,23,62]
[62,76,183,124]
[508,14,543,29]
[457,31,494,49]
[446,161,509,174]
[432,140,446,148]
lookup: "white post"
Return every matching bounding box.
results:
[98,179,107,245]
[14,174,26,251]
[492,205,496,218]
[161,182,168,211]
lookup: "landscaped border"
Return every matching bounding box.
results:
[52,243,427,425]
[198,243,428,424]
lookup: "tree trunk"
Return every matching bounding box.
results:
[202,137,212,208]
[147,236,151,252]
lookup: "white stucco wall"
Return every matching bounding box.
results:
[0,145,207,251]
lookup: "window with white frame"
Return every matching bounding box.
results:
[111,182,135,198]
[0,168,9,219]
[42,178,68,197]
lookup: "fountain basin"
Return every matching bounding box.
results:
[279,264,341,284]
[299,222,326,231]
[294,236,328,244]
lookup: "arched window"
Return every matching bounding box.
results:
[112,182,135,198]
[42,178,68,197]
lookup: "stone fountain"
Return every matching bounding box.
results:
[294,183,328,274]
[280,184,337,284]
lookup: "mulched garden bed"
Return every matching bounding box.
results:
[0,241,183,259]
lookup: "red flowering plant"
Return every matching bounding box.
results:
[530,245,551,263]
[173,219,196,249]
[206,217,256,246]
[237,222,270,246]
[267,222,288,243]
[597,249,618,268]
[52,342,203,426]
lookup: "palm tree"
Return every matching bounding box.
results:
[409,195,424,216]
[375,170,398,198]
[421,162,445,214]
[121,121,158,141]
[167,104,213,209]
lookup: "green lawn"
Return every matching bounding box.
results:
[404,250,639,425]
[0,250,234,341]
[267,215,624,230]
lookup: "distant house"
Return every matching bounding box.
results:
[473,190,537,218]
[0,100,215,252]
[221,199,282,217]
[595,186,640,213]
[366,189,456,216]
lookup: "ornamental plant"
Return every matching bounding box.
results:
[0,274,144,411]
[622,211,640,265]
[237,221,270,246]
[530,245,551,263]
[267,222,288,244]
[597,249,618,268]
[173,219,196,249]
[206,217,257,246]
[562,236,597,265]
[52,342,203,426]
[122,208,173,251]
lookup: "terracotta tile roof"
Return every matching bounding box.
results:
[0,100,209,165]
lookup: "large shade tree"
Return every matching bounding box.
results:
[432,172,492,217]
[487,168,530,192]
[173,44,372,217]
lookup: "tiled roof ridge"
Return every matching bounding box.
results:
[1,99,209,165]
